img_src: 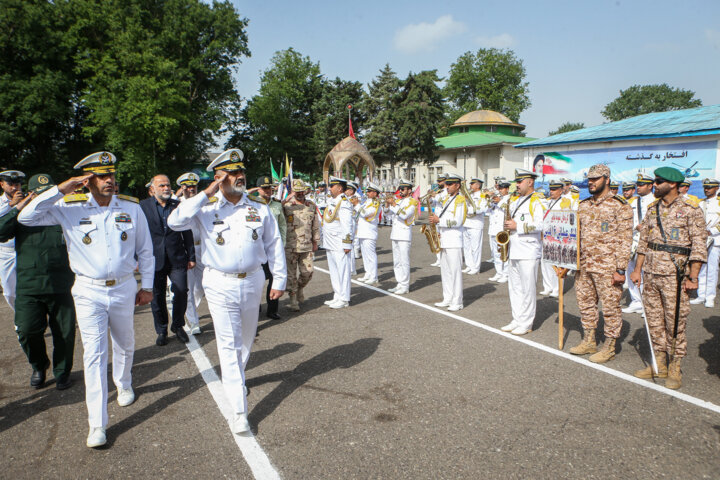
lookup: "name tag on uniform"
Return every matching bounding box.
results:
[115,213,131,223]
[79,219,92,225]
[213,220,224,225]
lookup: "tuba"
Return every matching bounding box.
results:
[421,196,441,254]
[495,198,511,262]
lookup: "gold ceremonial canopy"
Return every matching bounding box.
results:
[322,136,376,185]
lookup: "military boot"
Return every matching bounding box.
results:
[666,357,682,390]
[589,338,616,364]
[634,351,668,379]
[297,287,305,303]
[569,329,597,355]
[289,293,300,312]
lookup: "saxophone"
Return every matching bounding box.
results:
[495,198,511,262]
[421,196,441,254]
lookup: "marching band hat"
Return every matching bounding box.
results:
[28,174,55,194]
[176,172,200,187]
[291,179,306,192]
[365,181,381,193]
[493,175,506,182]
[587,164,610,179]
[636,172,653,184]
[680,178,692,187]
[469,177,484,185]
[437,173,447,181]
[702,178,720,187]
[444,173,462,184]
[0,170,25,183]
[345,180,358,191]
[398,178,413,189]
[570,185,580,193]
[609,180,619,189]
[549,180,563,189]
[654,166,684,184]
[256,175,274,188]
[622,181,636,190]
[328,176,347,187]
[74,152,116,175]
[560,177,572,185]
[514,168,537,182]
[497,180,511,188]
[207,148,245,172]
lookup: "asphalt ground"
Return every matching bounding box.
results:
[1,222,720,479]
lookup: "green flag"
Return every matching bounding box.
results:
[270,159,279,182]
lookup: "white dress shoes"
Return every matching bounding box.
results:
[622,303,643,313]
[388,286,399,293]
[86,427,106,448]
[705,300,715,308]
[434,301,450,308]
[500,322,516,332]
[539,289,551,296]
[329,300,349,309]
[232,412,251,434]
[549,291,559,298]
[496,276,508,284]
[189,324,201,335]
[511,327,531,336]
[430,261,441,267]
[323,299,337,305]
[117,387,135,407]
[447,305,463,312]
[466,270,479,275]
[393,288,409,295]
[488,274,499,282]
[689,297,705,305]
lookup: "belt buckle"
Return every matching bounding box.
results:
[105,279,116,287]
[237,272,246,278]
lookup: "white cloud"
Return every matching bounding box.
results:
[706,28,720,50]
[474,33,515,49]
[394,15,467,54]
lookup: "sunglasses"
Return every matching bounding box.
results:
[653,179,667,185]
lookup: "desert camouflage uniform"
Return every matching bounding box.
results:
[284,200,321,296]
[576,191,633,338]
[637,197,707,357]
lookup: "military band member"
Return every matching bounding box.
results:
[168,148,286,434]
[569,185,580,202]
[693,178,720,307]
[679,179,699,205]
[622,181,636,200]
[355,181,381,285]
[387,179,417,294]
[0,169,26,309]
[283,179,320,311]
[462,178,488,275]
[345,181,362,261]
[176,172,203,334]
[430,173,448,267]
[430,174,467,311]
[540,180,575,297]
[488,180,511,283]
[631,167,707,389]
[623,173,654,314]
[18,152,155,448]
[560,177,572,200]
[322,176,354,308]
[500,169,545,335]
[314,182,328,212]
[609,180,619,196]
[569,164,633,363]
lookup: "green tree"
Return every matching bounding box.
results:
[444,48,531,124]
[395,70,445,167]
[548,122,585,136]
[362,64,402,171]
[601,84,702,122]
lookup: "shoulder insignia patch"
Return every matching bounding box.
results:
[207,196,218,204]
[648,199,660,208]
[683,197,700,208]
[63,193,88,203]
[117,194,139,204]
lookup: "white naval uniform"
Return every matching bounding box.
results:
[389,196,417,290]
[168,191,286,416]
[540,196,575,295]
[431,189,448,264]
[18,186,154,429]
[351,192,363,260]
[506,193,545,331]
[462,191,488,274]
[437,194,467,308]
[698,195,720,303]
[488,194,510,278]
[0,194,17,309]
[181,196,205,329]
[626,194,652,306]
[355,197,381,282]
[322,194,354,302]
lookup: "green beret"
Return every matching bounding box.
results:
[654,166,684,183]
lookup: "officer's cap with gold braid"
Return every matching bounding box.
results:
[609,180,619,188]
[365,181,381,193]
[549,180,563,189]
[702,178,720,187]
[176,172,200,187]
[560,177,572,186]
[622,181,636,190]
[444,173,462,184]
[206,148,245,172]
[0,170,25,182]
[256,175,274,188]
[680,179,691,188]
[514,168,538,182]
[328,176,347,187]
[74,152,116,175]
[398,178,413,189]
[346,181,358,191]
[470,177,484,185]
[636,172,653,185]
[291,179,307,192]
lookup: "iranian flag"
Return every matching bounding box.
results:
[536,151,572,175]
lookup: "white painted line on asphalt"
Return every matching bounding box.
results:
[184,332,281,480]
[316,266,720,416]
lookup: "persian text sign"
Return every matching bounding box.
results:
[543,209,578,270]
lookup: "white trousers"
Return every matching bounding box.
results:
[699,245,720,301]
[508,259,539,331]
[327,249,352,302]
[359,238,378,281]
[441,248,463,307]
[540,259,559,294]
[488,235,508,277]
[203,267,264,414]
[71,276,137,428]
[0,248,16,309]
[462,228,483,272]
[185,260,205,326]
[626,256,643,305]
[392,240,411,289]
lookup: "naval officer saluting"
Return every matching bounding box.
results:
[168,148,286,434]
[18,151,155,448]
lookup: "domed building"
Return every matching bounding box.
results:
[374,109,533,192]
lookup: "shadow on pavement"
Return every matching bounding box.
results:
[699,317,720,378]
[248,342,304,371]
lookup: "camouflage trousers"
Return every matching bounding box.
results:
[286,250,314,295]
[575,270,623,338]
[643,272,689,358]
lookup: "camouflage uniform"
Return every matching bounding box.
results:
[284,200,321,298]
[576,191,633,338]
[637,196,707,358]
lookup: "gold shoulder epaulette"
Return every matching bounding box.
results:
[455,195,466,204]
[408,198,419,206]
[249,195,267,205]
[116,194,139,204]
[613,195,628,204]
[683,197,700,208]
[207,196,218,203]
[648,199,660,208]
[63,193,88,203]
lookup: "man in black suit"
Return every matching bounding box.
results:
[140,175,195,345]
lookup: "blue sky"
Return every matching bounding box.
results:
[229,0,720,139]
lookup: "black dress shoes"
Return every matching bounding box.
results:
[266,312,281,320]
[56,373,72,390]
[30,369,46,389]
[156,333,168,346]
[172,327,189,343]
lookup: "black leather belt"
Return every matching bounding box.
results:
[647,241,691,256]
